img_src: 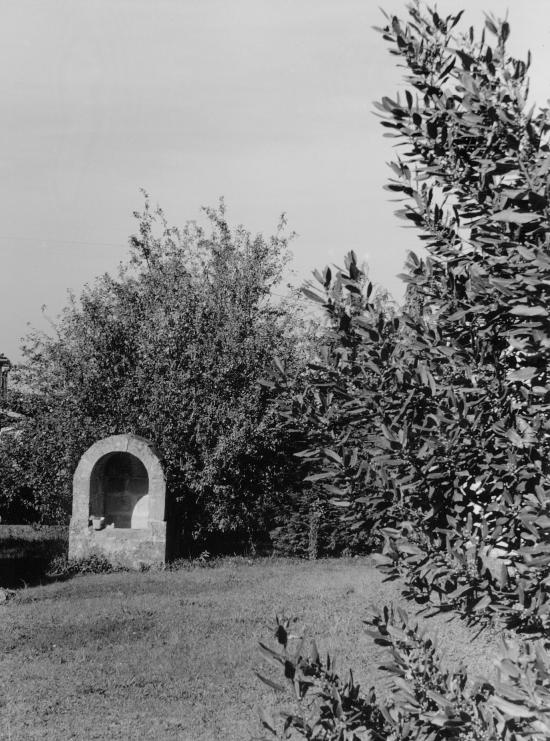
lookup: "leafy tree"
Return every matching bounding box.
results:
[269,252,401,557]
[271,2,550,627]
[0,196,304,549]
[370,0,550,629]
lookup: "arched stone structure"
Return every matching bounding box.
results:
[68,434,168,568]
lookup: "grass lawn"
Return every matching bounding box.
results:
[0,557,498,740]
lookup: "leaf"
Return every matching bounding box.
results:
[322,448,343,465]
[371,553,394,566]
[490,209,539,224]
[490,695,535,718]
[509,305,548,317]
[473,594,492,611]
[258,708,277,734]
[399,543,424,556]
[254,671,286,693]
[386,625,409,642]
[312,268,324,285]
[426,690,454,710]
[508,367,537,382]
[323,484,348,496]
[381,95,400,112]
[505,426,524,447]
[257,378,275,389]
[303,472,335,482]
[419,710,451,727]
[450,10,464,29]
[456,50,474,70]
[438,58,456,80]
[258,642,284,666]
[485,17,498,35]
[301,287,326,304]
[447,583,472,600]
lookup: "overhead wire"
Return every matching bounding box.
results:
[0,236,127,249]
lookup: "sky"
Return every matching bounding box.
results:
[2,0,550,361]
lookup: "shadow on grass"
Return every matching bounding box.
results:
[0,526,69,587]
[0,556,57,588]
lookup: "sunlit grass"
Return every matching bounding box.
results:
[0,557,497,740]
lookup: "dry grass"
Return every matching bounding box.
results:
[0,557,498,740]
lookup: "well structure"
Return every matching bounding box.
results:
[68,434,168,568]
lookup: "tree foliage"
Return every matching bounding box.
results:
[0,197,304,547]
[270,2,550,627]
[267,252,400,557]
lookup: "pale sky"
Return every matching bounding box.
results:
[2,0,550,360]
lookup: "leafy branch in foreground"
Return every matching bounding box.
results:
[257,605,550,740]
[268,2,550,629]
[369,0,550,631]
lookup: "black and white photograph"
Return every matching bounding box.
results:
[2,1,550,738]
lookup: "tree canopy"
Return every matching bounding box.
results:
[0,197,305,548]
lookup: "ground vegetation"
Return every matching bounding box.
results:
[0,558,496,741]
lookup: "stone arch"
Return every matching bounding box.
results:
[90,451,149,529]
[69,434,168,567]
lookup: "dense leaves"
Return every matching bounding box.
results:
[0,197,304,549]
[268,252,401,556]
[268,2,550,626]
[369,1,550,631]
[258,4,550,735]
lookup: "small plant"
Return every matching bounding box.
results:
[47,553,125,579]
[0,587,16,603]
[256,614,385,740]
[257,604,550,740]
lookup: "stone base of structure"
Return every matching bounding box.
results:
[68,519,167,569]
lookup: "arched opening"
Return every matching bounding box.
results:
[90,452,149,529]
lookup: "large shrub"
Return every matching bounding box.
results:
[266,252,400,557]
[268,2,550,626]
[0,197,306,548]
[255,3,550,734]
[368,1,550,631]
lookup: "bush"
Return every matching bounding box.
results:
[270,488,371,559]
[267,2,550,628]
[1,197,308,550]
